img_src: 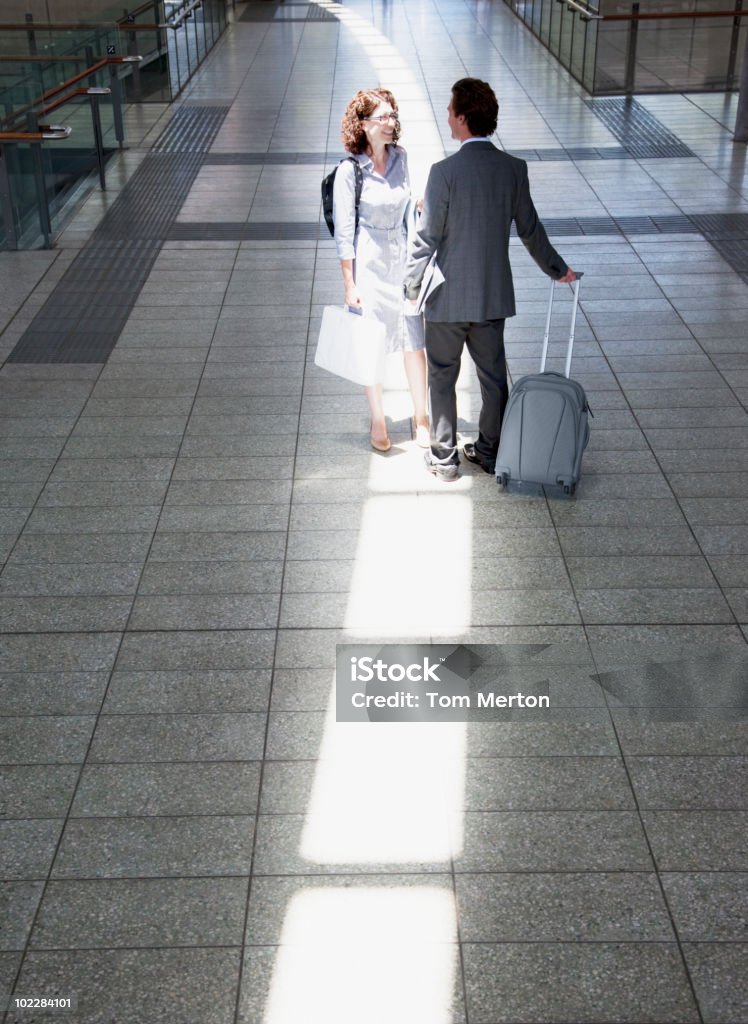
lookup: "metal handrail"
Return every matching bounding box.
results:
[0,125,71,141]
[165,0,204,29]
[1,55,140,131]
[0,54,91,62]
[555,0,602,20]
[0,21,161,30]
[603,6,748,17]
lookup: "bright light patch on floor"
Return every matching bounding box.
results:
[300,705,466,864]
[343,486,473,633]
[262,887,458,1024]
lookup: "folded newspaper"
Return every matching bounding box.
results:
[415,255,445,315]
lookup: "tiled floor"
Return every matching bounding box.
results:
[1,0,747,1022]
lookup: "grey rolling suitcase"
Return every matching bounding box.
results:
[495,275,590,497]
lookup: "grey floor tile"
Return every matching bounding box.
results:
[614,720,748,755]
[128,593,279,630]
[0,717,95,765]
[137,561,283,596]
[0,881,44,950]
[8,533,153,564]
[0,765,80,819]
[114,630,276,671]
[24,507,160,534]
[462,942,698,1023]
[49,458,175,482]
[0,596,133,633]
[462,756,635,810]
[549,498,686,527]
[9,948,240,1023]
[88,713,267,763]
[164,479,292,505]
[172,456,295,480]
[0,672,107,714]
[557,524,701,555]
[71,762,260,818]
[37,481,169,508]
[662,873,748,941]
[576,588,734,624]
[103,669,270,713]
[29,877,249,949]
[61,436,183,459]
[464,721,618,756]
[0,564,142,597]
[457,811,653,871]
[52,817,256,878]
[627,756,747,808]
[683,943,748,1024]
[157,504,288,532]
[147,530,286,562]
[642,811,748,869]
[456,872,672,941]
[566,555,715,588]
[0,820,63,879]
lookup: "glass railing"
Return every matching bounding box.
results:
[502,0,747,93]
[0,0,229,104]
[0,1,230,249]
[0,56,129,249]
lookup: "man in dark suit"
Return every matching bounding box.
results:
[404,78,576,481]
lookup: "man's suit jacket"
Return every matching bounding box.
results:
[404,141,568,322]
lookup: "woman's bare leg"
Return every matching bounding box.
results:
[366,384,389,449]
[403,349,429,443]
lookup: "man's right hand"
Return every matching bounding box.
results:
[558,268,577,283]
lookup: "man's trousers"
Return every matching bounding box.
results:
[425,319,509,467]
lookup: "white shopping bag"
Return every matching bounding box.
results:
[314,305,386,386]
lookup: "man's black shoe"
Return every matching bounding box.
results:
[424,451,460,482]
[463,442,495,475]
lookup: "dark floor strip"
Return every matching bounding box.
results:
[6,107,230,365]
[5,240,161,364]
[584,97,695,158]
[201,148,635,166]
[166,212,709,243]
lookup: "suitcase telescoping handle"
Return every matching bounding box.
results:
[540,272,583,379]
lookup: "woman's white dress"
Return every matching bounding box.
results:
[332,145,424,355]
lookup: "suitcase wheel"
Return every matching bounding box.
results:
[497,473,508,489]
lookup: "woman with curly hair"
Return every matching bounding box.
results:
[332,88,428,453]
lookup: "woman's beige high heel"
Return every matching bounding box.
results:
[371,434,392,453]
[371,422,391,452]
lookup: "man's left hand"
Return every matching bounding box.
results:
[558,268,577,283]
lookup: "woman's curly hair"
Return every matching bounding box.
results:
[340,89,400,154]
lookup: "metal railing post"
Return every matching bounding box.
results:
[624,1,639,94]
[26,112,52,247]
[0,144,19,250]
[88,89,108,190]
[24,12,36,56]
[727,0,743,88]
[734,29,748,140]
[109,64,125,147]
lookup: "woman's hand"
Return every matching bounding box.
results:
[344,286,361,310]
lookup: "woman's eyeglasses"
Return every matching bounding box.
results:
[363,113,399,123]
